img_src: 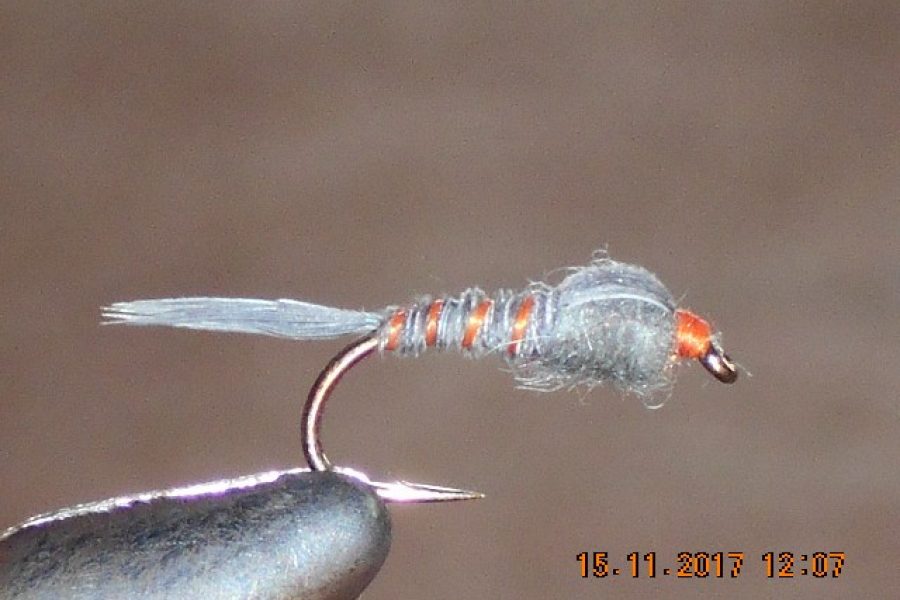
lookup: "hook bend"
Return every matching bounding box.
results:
[301,336,483,503]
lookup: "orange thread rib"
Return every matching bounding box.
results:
[674,309,712,359]
[508,295,535,356]
[462,300,493,349]
[425,300,444,347]
[384,309,407,352]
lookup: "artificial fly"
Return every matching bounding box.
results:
[104,253,737,502]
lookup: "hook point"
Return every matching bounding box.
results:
[337,467,484,503]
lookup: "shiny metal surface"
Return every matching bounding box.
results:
[0,471,390,600]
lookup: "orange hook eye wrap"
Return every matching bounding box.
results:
[675,309,737,384]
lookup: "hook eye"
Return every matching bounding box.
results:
[699,342,737,384]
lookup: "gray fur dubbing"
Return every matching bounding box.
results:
[103,255,679,404]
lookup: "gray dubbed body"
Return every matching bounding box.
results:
[0,470,391,600]
[103,255,680,404]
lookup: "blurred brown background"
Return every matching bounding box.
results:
[2,2,899,598]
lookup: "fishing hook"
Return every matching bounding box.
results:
[301,335,483,503]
